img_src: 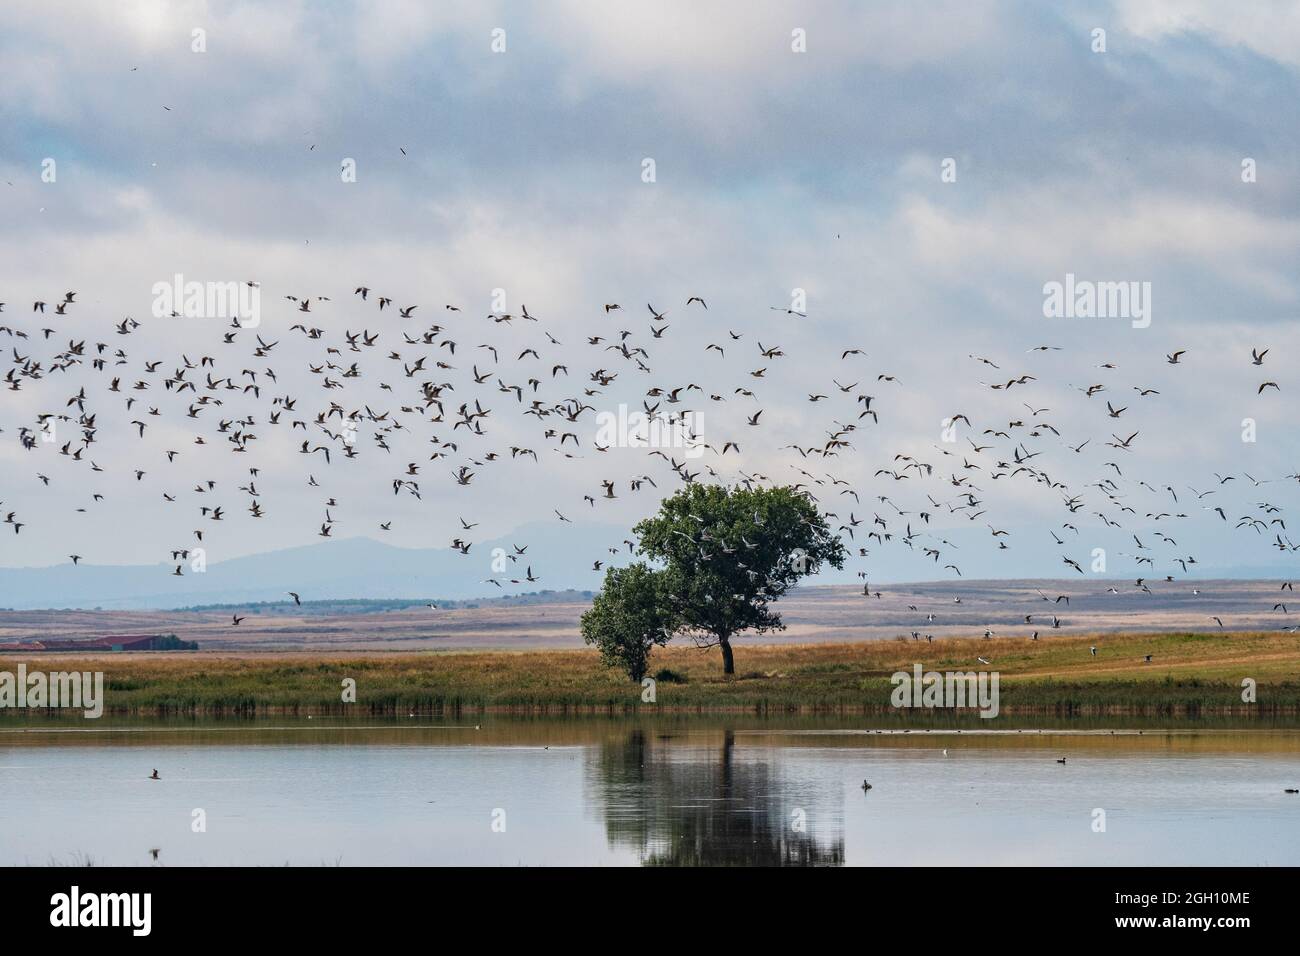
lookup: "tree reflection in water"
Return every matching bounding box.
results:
[591,728,845,866]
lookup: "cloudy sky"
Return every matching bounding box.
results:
[1,1,1298,590]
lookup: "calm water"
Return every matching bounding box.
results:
[1,719,1298,866]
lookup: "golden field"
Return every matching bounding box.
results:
[2,629,1298,717]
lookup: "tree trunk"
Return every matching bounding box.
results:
[719,637,735,675]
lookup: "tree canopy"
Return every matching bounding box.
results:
[580,562,675,682]
[582,484,845,678]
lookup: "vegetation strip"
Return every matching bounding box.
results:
[1,631,1297,717]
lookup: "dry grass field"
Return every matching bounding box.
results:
[2,629,1297,717]
[4,579,1297,717]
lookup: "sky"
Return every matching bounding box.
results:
[1,1,1298,591]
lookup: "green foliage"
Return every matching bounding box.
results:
[585,484,846,677]
[634,484,845,671]
[580,562,675,681]
[153,634,199,651]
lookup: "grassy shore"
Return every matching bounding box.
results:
[2,630,1299,718]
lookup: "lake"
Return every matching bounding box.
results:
[2,718,1298,866]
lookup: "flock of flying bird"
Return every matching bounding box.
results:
[1,287,1297,649]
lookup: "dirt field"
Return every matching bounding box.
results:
[1,579,1295,651]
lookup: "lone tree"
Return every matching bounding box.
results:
[582,484,845,678]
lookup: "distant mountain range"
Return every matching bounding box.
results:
[0,522,623,610]
[0,517,1293,611]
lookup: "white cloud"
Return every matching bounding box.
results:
[1116,0,1300,68]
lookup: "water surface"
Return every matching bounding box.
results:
[1,718,1297,866]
